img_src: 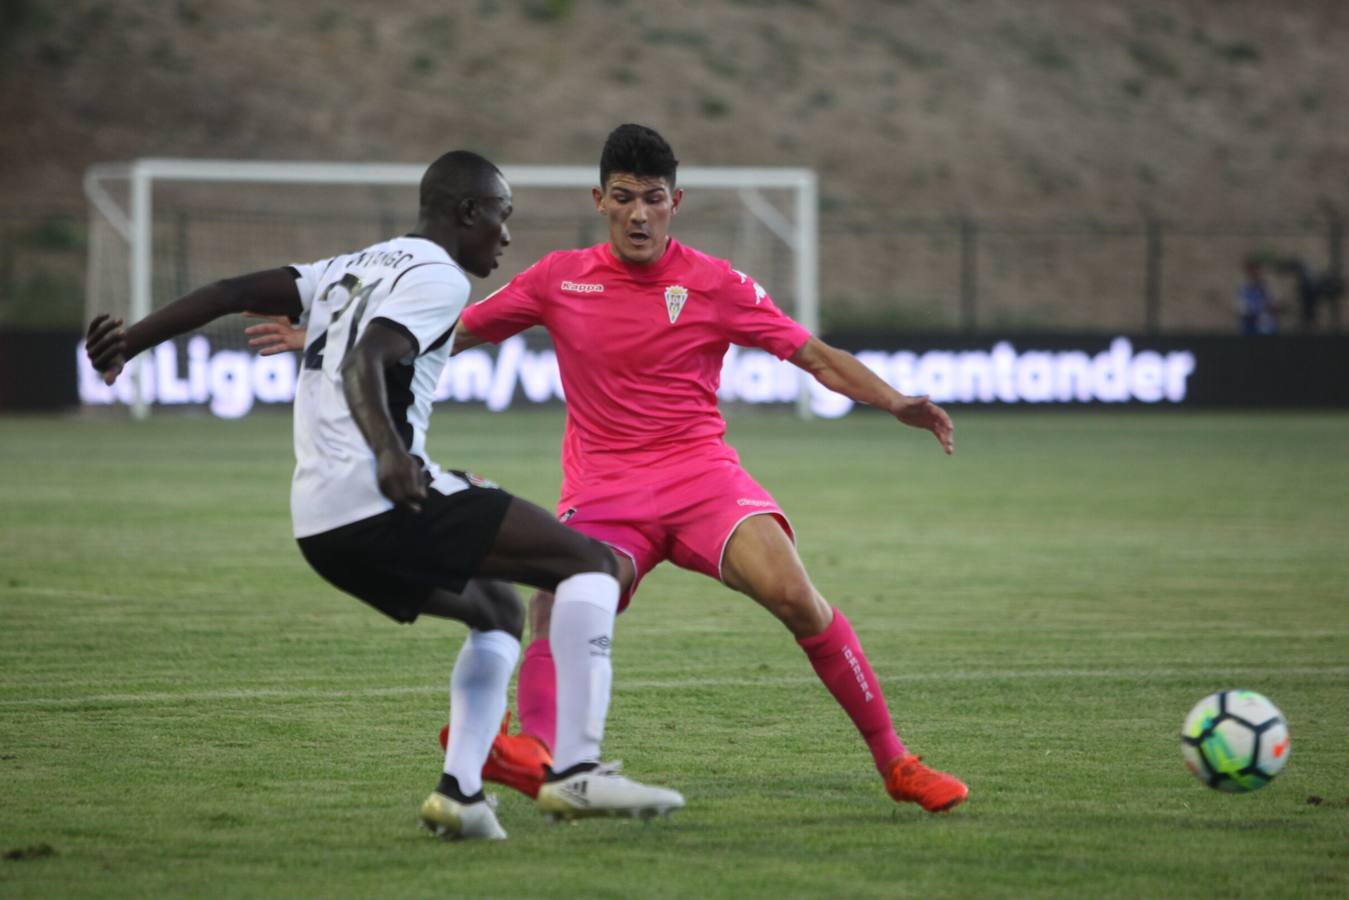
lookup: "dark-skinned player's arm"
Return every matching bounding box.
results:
[341,321,427,514]
[86,268,303,386]
[789,336,955,455]
[242,317,487,357]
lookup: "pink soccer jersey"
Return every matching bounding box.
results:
[460,238,811,483]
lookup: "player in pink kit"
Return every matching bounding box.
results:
[459,124,967,813]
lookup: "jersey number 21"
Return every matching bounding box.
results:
[303,274,383,375]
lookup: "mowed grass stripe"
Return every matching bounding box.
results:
[4,665,1349,710]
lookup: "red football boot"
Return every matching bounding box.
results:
[438,712,551,799]
[884,754,969,813]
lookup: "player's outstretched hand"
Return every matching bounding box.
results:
[244,312,305,355]
[893,395,954,455]
[376,448,428,514]
[85,313,127,385]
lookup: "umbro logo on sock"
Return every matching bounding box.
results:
[589,635,612,657]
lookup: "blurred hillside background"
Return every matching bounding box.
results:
[2,0,1347,333]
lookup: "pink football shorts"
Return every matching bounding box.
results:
[556,458,795,611]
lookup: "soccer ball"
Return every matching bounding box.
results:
[1181,690,1290,792]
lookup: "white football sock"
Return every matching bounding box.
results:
[443,629,520,796]
[550,571,620,772]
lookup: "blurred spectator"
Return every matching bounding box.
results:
[1237,259,1278,335]
[1320,267,1345,331]
[1274,257,1345,332]
[1276,258,1320,331]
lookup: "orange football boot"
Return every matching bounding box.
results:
[438,712,552,799]
[884,754,969,813]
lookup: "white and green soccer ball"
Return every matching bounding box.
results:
[1181,690,1290,793]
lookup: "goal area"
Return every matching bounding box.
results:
[83,158,818,418]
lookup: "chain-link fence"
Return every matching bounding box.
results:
[0,209,86,330]
[2,205,1343,336]
[818,211,1345,335]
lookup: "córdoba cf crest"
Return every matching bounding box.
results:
[664,285,688,324]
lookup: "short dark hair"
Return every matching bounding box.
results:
[419,150,503,221]
[599,124,678,189]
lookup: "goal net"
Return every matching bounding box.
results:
[82,159,818,418]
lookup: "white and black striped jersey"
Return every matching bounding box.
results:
[288,235,473,538]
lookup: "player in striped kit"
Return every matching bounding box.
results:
[85,149,683,841]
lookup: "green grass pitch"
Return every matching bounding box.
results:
[1,408,1346,899]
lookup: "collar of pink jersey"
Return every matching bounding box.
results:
[599,236,683,280]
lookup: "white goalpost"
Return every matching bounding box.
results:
[83,158,819,419]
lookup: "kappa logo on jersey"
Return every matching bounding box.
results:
[561,280,605,294]
[664,285,689,323]
[733,269,767,304]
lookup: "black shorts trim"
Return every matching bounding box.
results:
[297,479,512,623]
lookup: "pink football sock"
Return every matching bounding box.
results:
[797,608,906,773]
[516,637,557,752]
